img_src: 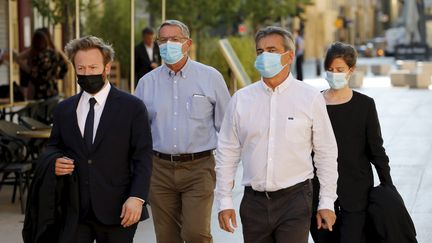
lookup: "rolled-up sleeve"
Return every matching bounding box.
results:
[215,96,241,212]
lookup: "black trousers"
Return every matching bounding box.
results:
[240,180,313,243]
[74,209,138,243]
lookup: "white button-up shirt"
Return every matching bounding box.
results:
[145,44,154,62]
[215,73,338,212]
[76,82,111,142]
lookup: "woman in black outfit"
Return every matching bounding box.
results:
[310,42,394,243]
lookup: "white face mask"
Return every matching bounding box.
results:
[325,71,349,89]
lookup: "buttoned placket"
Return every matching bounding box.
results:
[266,87,278,191]
[171,71,180,154]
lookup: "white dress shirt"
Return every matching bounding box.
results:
[76,82,111,142]
[145,44,154,62]
[215,73,338,212]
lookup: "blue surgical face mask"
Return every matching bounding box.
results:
[254,51,288,78]
[159,41,185,64]
[325,71,349,89]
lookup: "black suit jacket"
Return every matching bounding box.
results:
[134,42,160,84]
[46,86,153,225]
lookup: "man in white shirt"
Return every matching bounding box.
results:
[215,26,338,243]
[134,27,161,86]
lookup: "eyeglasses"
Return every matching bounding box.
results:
[157,36,188,44]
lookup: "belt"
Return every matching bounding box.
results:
[153,150,213,162]
[245,179,311,200]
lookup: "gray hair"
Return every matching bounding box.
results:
[157,20,190,38]
[64,35,115,65]
[255,26,295,52]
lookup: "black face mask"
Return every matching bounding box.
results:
[77,73,106,94]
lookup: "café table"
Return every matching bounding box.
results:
[16,128,51,139]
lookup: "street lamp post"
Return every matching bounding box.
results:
[74,0,80,94]
[131,0,135,93]
[75,0,79,39]
[162,0,166,22]
[8,0,13,104]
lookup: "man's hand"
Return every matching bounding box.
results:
[316,209,336,231]
[55,157,74,176]
[218,209,237,233]
[120,197,143,227]
[150,62,158,69]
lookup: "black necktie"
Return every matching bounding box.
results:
[84,97,96,151]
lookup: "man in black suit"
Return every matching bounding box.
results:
[50,35,153,243]
[134,27,161,85]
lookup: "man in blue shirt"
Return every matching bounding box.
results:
[135,19,231,243]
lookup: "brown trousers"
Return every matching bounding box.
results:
[150,155,215,243]
[240,180,313,243]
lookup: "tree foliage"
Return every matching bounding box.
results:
[147,0,311,34]
[146,0,241,59]
[31,0,72,25]
[242,0,312,31]
[146,0,312,60]
[31,0,78,42]
[147,0,240,36]
[82,0,131,80]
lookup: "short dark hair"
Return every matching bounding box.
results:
[324,42,358,70]
[142,27,155,36]
[37,27,55,49]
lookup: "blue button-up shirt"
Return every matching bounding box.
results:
[135,58,231,154]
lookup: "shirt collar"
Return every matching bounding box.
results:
[260,72,294,94]
[82,82,111,105]
[162,57,191,79]
[145,43,153,49]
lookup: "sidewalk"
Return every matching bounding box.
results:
[1,70,431,242]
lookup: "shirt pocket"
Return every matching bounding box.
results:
[285,117,310,143]
[188,95,213,119]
